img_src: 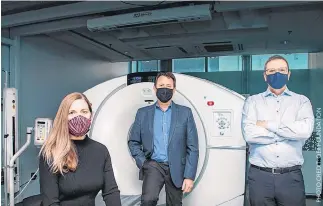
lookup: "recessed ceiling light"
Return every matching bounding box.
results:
[281,40,289,45]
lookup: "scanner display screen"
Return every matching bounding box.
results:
[127,72,159,85]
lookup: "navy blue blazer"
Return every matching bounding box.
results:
[128,102,199,188]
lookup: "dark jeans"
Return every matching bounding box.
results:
[248,165,306,206]
[141,160,183,206]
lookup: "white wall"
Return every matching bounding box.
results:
[16,35,128,201]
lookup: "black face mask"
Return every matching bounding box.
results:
[156,88,173,103]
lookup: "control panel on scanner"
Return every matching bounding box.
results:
[127,72,159,85]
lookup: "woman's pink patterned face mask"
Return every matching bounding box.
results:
[68,115,91,137]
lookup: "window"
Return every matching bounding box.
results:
[208,56,242,72]
[172,57,205,73]
[129,61,137,73]
[138,60,160,72]
[251,53,308,70]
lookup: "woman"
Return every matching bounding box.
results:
[39,92,121,206]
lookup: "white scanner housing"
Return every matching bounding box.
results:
[84,72,247,206]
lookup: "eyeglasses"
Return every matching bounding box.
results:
[265,67,289,75]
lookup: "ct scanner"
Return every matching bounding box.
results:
[83,72,247,206]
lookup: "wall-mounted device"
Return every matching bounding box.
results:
[2,88,19,194]
[34,118,53,147]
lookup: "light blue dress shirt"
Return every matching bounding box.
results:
[242,87,314,168]
[151,103,172,162]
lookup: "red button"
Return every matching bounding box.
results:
[207,101,214,106]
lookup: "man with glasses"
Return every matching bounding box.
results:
[242,55,314,206]
[128,72,199,206]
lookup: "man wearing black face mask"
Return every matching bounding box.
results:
[128,72,199,206]
[242,55,314,206]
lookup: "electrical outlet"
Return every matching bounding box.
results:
[31,172,37,180]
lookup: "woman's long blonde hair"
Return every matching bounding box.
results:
[40,92,92,175]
